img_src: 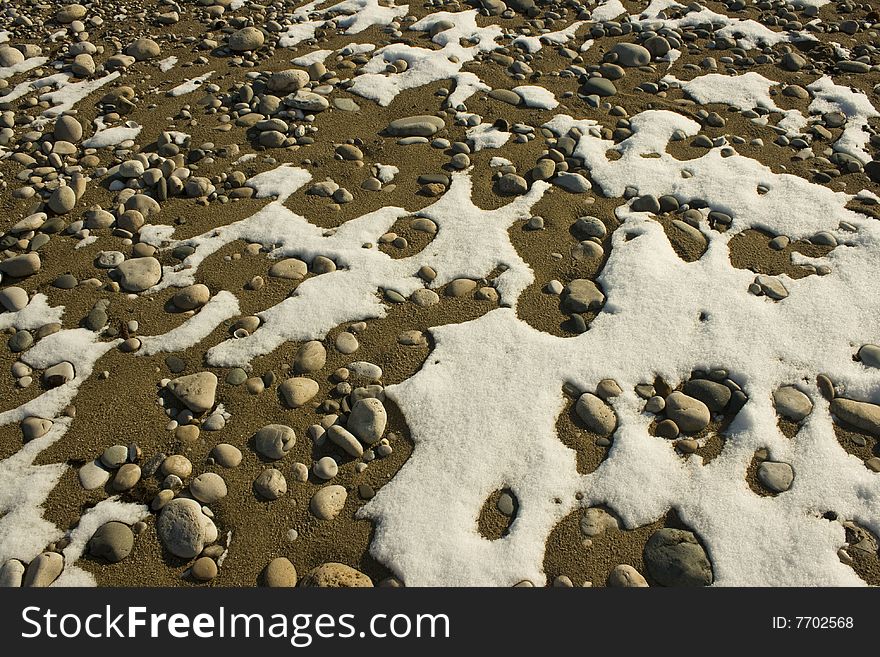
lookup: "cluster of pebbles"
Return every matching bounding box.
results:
[0,0,879,587]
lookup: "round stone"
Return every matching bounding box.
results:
[191,556,218,581]
[0,286,29,312]
[89,521,134,563]
[157,498,218,559]
[335,332,359,354]
[309,484,347,520]
[664,392,711,434]
[347,398,387,444]
[575,393,617,436]
[682,379,731,414]
[611,42,651,67]
[263,557,297,587]
[858,344,880,368]
[210,443,242,468]
[300,562,373,587]
[111,463,141,491]
[607,564,649,587]
[161,454,193,478]
[173,284,210,310]
[54,115,83,143]
[757,461,794,493]
[254,468,287,500]
[279,377,319,408]
[190,472,228,504]
[294,340,326,373]
[117,257,162,292]
[254,424,296,460]
[643,528,713,586]
[229,27,264,51]
[125,38,160,61]
[313,456,338,480]
[48,185,76,214]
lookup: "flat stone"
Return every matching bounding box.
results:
[488,88,521,105]
[78,459,111,490]
[280,377,319,408]
[268,258,307,279]
[167,372,217,414]
[284,90,329,112]
[581,77,617,97]
[553,172,591,193]
[210,443,242,468]
[267,69,309,93]
[0,253,41,278]
[643,528,713,586]
[446,278,477,297]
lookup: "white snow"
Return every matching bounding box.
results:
[167,71,213,97]
[514,85,558,110]
[511,22,585,54]
[349,10,503,107]
[157,55,177,72]
[138,291,240,355]
[0,56,48,80]
[0,294,63,331]
[81,118,142,149]
[466,122,511,151]
[807,75,880,165]
[36,71,120,123]
[361,109,880,586]
[291,49,333,67]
